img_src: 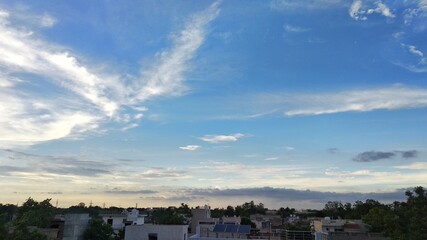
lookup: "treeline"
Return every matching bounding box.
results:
[0,187,426,240]
[318,186,427,239]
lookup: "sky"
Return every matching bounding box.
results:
[0,0,426,209]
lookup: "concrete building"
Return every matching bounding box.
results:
[190,224,251,240]
[312,218,389,240]
[125,224,189,240]
[221,216,241,225]
[63,213,90,240]
[100,208,145,231]
[191,205,218,234]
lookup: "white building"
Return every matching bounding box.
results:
[190,224,251,240]
[100,209,145,231]
[125,224,189,240]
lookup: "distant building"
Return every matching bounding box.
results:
[250,213,281,233]
[125,224,189,240]
[312,218,389,240]
[100,208,145,231]
[190,224,251,240]
[63,213,90,240]
[221,216,241,225]
[191,205,219,234]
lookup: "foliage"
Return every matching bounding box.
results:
[361,186,427,240]
[0,213,10,240]
[152,208,186,225]
[241,217,256,228]
[10,223,48,240]
[15,198,53,228]
[235,201,266,217]
[0,204,17,222]
[83,218,116,240]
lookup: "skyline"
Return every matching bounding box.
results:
[0,0,427,209]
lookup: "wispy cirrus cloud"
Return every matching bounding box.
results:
[140,168,188,179]
[280,85,427,116]
[136,2,220,101]
[0,149,112,177]
[395,162,427,170]
[398,43,427,72]
[270,0,344,11]
[0,2,220,147]
[211,85,427,119]
[200,133,245,143]
[284,24,310,33]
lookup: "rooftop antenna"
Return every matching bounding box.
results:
[103,202,106,208]
[136,203,138,209]
[55,199,58,208]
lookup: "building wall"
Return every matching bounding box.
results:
[191,207,211,233]
[125,224,188,240]
[63,214,90,240]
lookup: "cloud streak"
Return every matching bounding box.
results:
[274,85,427,116]
[180,145,201,151]
[1,149,112,177]
[0,3,220,147]
[136,2,220,101]
[200,133,245,143]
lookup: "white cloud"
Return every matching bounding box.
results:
[200,133,245,143]
[395,162,427,170]
[398,43,427,72]
[179,145,201,151]
[401,43,424,58]
[0,3,220,147]
[279,85,427,116]
[372,2,395,18]
[349,0,367,20]
[265,157,279,161]
[136,2,220,101]
[349,0,395,21]
[40,13,56,28]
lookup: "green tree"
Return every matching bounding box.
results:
[152,208,185,225]
[362,206,400,236]
[10,223,47,240]
[240,217,256,229]
[403,186,427,240]
[323,201,346,219]
[15,198,53,228]
[225,205,235,217]
[83,218,116,240]
[0,213,10,240]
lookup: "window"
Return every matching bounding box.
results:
[107,219,113,225]
[148,233,158,240]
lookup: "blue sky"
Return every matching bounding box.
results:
[0,0,427,209]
